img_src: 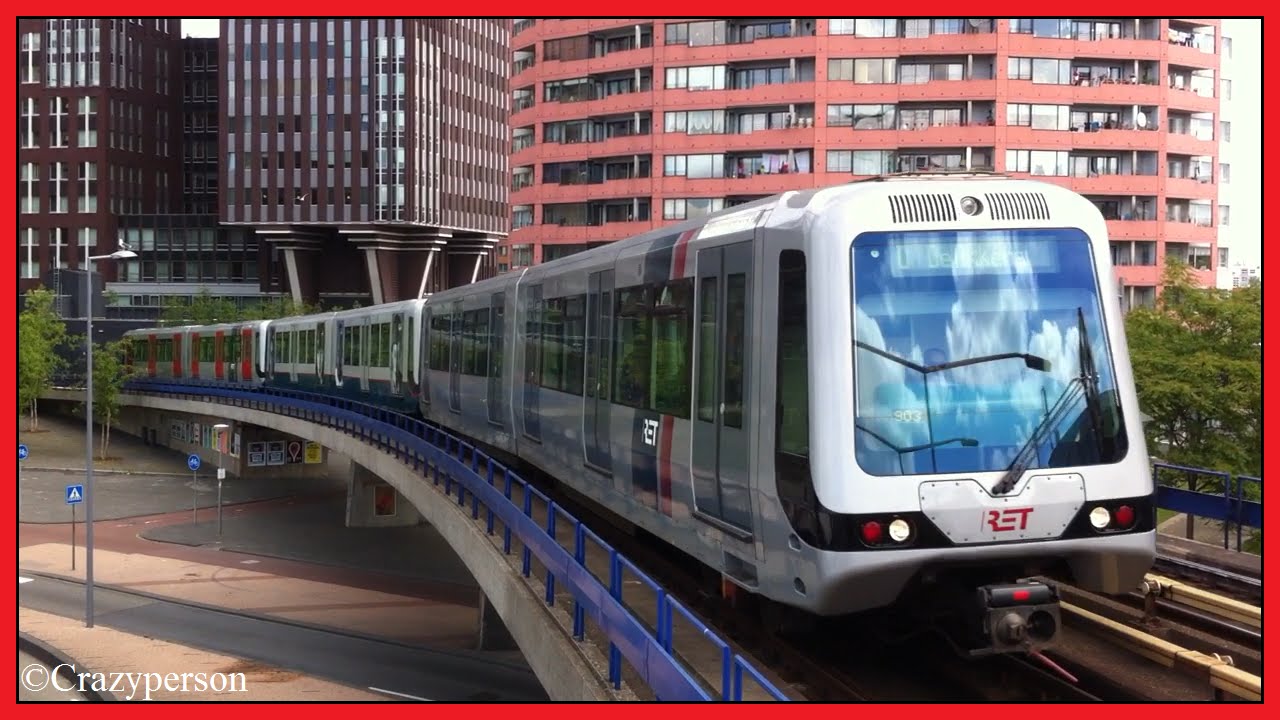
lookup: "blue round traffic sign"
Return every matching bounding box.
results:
[19,444,28,461]
[187,454,201,471]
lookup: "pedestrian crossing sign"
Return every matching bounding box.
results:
[65,484,84,504]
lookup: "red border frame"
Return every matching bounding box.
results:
[7,7,1276,712]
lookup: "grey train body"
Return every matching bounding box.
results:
[129,176,1158,619]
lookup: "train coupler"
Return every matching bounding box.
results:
[965,581,1061,657]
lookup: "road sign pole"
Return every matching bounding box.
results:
[193,469,198,524]
[71,504,76,571]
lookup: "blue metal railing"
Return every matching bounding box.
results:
[121,378,789,702]
[1153,462,1262,551]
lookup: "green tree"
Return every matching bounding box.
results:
[18,287,69,430]
[1126,260,1261,476]
[159,288,243,326]
[1125,260,1261,550]
[89,339,133,460]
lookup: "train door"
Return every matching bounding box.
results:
[334,320,345,387]
[391,313,405,396]
[241,327,253,383]
[487,293,506,426]
[190,331,201,379]
[265,328,276,382]
[419,310,432,403]
[691,242,755,537]
[448,304,462,412]
[359,321,371,392]
[147,335,158,377]
[214,331,225,381]
[583,270,613,472]
[522,285,542,440]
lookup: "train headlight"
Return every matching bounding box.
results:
[959,196,983,216]
[1088,506,1111,529]
[888,519,912,543]
[860,521,883,545]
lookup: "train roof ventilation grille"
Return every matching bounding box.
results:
[888,194,957,223]
[984,192,1051,221]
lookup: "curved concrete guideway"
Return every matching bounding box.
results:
[116,392,626,702]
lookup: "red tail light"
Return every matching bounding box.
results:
[1114,505,1135,528]
[861,521,883,545]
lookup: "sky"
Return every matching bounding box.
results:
[179,18,1260,267]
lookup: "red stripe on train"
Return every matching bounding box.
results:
[658,414,675,516]
[671,229,696,280]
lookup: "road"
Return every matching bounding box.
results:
[19,574,547,702]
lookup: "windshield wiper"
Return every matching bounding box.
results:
[855,423,978,474]
[991,307,1101,495]
[855,342,1053,375]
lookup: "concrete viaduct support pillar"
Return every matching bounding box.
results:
[477,591,517,651]
[345,462,422,528]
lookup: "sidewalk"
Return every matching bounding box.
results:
[20,607,389,702]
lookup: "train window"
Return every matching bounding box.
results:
[132,339,148,363]
[430,313,450,370]
[697,277,718,422]
[474,308,490,377]
[524,292,542,385]
[723,273,746,429]
[613,286,652,408]
[540,298,565,390]
[199,336,215,362]
[157,339,172,362]
[775,251,809,458]
[563,295,586,395]
[651,279,692,417]
[372,323,391,367]
[489,294,505,380]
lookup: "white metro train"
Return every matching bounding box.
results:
[126,174,1156,655]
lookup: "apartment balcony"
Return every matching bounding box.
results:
[534,177,657,203]
[1165,132,1216,157]
[661,35,820,66]
[824,79,997,104]
[1165,86,1217,113]
[1005,33,1164,63]
[1004,79,1164,107]
[533,134,656,163]
[1115,264,1163,287]
[1165,175,1216,200]
[866,123,997,148]
[658,82,818,111]
[825,31,997,58]
[1067,174,1160,195]
[1163,218,1216,243]
[537,47,657,82]
[535,219,652,244]
[1105,219,1160,240]
[673,126,819,153]
[1001,126,1160,152]
[535,91,656,122]
[658,171,816,197]
[1168,41,1219,71]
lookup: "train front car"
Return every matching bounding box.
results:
[780,175,1154,657]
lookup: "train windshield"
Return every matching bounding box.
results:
[851,228,1128,477]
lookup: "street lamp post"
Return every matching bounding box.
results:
[83,241,137,629]
[212,423,229,537]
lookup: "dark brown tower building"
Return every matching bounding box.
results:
[218,18,511,306]
[18,18,182,293]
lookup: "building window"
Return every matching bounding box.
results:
[827,150,895,175]
[20,32,41,84]
[78,161,97,213]
[1219,205,1230,226]
[20,97,38,148]
[854,58,896,84]
[663,197,724,220]
[1220,121,1232,142]
[20,228,38,278]
[50,96,68,147]
[77,96,98,147]
[828,19,856,35]
[1220,163,1230,183]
